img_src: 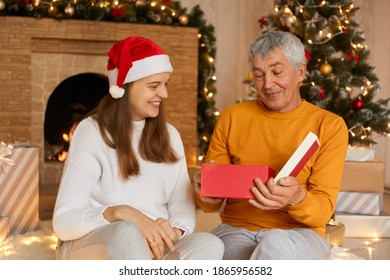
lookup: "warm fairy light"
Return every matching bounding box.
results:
[161,5,166,10]
[201,43,205,47]
[208,92,214,98]
[63,133,70,142]
[327,33,332,38]
[198,155,204,161]
[308,39,313,44]
[113,0,119,5]
[208,57,214,63]
[346,86,352,92]
[320,1,326,6]
[211,75,217,81]
[214,111,220,116]
[283,5,291,14]
[198,34,202,38]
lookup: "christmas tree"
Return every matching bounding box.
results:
[244,0,390,146]
[0,0,218,160]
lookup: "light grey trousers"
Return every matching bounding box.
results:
[212,223,331,260]
[56,221,224,260]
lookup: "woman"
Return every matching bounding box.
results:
[53,36,224,260]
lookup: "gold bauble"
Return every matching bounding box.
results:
[0,0,6,11]
[64,5,75,17]
[320,62,333,76]
[178,14,189,25]
[280,14,297,28]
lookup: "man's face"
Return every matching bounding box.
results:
[251,48,306,113]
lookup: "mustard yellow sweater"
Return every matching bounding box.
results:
[196,100,349,237]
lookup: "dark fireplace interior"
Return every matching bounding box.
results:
[44,73,109,161]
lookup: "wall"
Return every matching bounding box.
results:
[181,0,390,188]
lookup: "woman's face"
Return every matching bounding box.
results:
[128,72,170,121]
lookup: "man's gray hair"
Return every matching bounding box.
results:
[249,31,306,70]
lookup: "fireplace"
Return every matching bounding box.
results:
[0,16,199,219]
[44,73,108,161]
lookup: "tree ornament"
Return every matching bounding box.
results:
[279,5,296,28]
[64,5,75,17]
[320,62,333,76]
[0,0,6,11]
[353,98,365,110]
[346,52,360,63]
[178,14,189,25]
[305,50,312,61]
[259,17,267,29]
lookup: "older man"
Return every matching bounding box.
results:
[196,31,348,260]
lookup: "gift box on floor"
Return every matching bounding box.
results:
[335,191,383,215]
[345,146,375,161]
[335,212,390,238]
[340,161,385,192]
[0,216,9,243]
[0,144,39,235]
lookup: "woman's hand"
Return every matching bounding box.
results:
[103,205,177,259]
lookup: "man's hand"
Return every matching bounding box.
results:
[194,170,224,204]
[248,176,307,210]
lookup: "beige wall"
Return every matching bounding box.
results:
[181,0,390,188]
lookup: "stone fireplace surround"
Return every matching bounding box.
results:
[0,16,199,219]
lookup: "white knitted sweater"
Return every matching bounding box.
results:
[53,117,195,241]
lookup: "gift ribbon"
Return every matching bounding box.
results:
[0,141,15,174]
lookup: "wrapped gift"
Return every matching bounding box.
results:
[335,212,390,238]
[335,191,383,215]
[0,216,9,243]
[345,146,375,161]
[0,144,39,235]
[340,161,385,192]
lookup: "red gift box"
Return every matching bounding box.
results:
[201,163,276,199]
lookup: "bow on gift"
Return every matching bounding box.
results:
[0,141,15,174]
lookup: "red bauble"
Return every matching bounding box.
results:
[353,99,364,110]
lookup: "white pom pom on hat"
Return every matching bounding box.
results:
[107,36,173,99]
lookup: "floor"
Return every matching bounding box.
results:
[36,190,390,260]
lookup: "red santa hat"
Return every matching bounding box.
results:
[107,36,173,99]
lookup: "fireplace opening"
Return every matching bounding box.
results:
[44,73,109,161]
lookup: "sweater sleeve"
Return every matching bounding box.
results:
[166,125,196,235]
[52,118,109,241]
[287,117,349,227]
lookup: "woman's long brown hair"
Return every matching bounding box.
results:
[86,83,179,179]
